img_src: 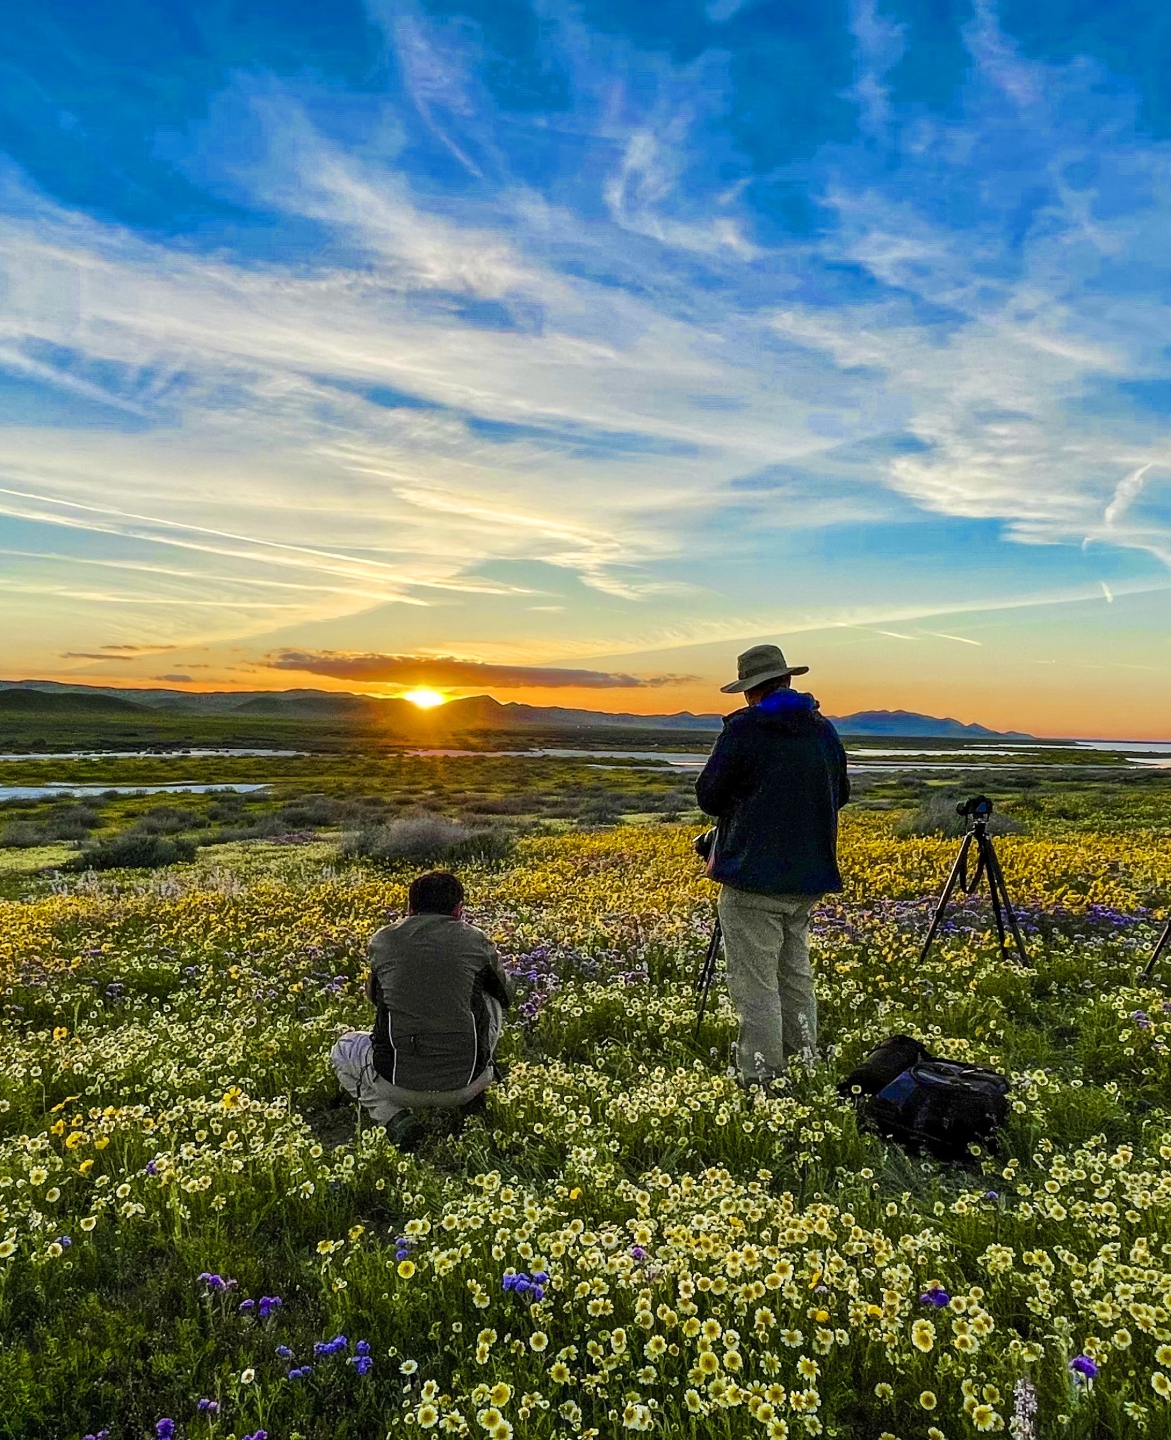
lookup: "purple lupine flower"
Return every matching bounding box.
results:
[1069,1354,1098,1381]
[919,1286,950,1307]
[156,1422,175,1440]
[197,1399,220,1414]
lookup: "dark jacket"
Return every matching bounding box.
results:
[695,688,849,896]
[368,913,513,1091]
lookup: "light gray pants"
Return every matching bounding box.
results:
[717,884,821,1081]
[330,997,503,1126]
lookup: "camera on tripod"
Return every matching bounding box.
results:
[921,794,1029,967]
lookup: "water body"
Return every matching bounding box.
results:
[0,783,271,802]
[407,743,1171,771]
[0,749,300,762]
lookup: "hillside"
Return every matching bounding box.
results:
[0,680,1036,739]
[0,689,148,716]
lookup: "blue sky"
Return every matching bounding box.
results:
[1,0,1170,734]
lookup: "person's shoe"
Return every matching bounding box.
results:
[388,1112,426,1153]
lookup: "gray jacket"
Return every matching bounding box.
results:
[368,913,513,1091]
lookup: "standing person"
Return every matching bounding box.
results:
[330,870,512,1150]
[695,644,849,1085]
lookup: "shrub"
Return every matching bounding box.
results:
[895,793,1023,838]
[133,806,207,835]
[201,813,290,844]
[74,832,197,870]
[341,812,513,867]
[278,794,344,828]
[0,822,50,848]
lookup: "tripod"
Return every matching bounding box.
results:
[694,915,723,1037]
[920,801,1029,967]
[1142,915,1171,980]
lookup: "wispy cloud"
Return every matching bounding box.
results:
[262,649,694,689]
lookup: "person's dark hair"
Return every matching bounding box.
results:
[408,870,465,915]
[746,675,792,703]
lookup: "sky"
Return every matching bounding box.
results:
[1,1,1170,738]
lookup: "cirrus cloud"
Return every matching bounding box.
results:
[262,648,695,690]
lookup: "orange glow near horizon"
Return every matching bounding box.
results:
[399,687,449,710]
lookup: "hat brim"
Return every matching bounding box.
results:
[720,664,809,694]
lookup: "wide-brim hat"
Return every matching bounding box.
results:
[720,642,809,694]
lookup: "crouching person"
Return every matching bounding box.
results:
[330,869,512,1150]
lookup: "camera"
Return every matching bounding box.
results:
[956,795,994,820]
[693,826,717,861]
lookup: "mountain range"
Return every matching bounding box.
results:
[0,680,1033,740]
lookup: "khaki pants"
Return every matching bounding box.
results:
[330,997,503,1126]
[717,884,821,1081]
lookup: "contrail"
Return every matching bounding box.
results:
[1104,462,1153,526]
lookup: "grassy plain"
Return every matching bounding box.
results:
[1,733,1170,1439]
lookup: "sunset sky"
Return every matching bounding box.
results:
[1,1,1170,737]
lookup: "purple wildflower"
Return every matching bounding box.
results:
[630,1246,646,1261]
[352,1354,374,1375]
[146,1161,159,1176]
[197,1399,220,1414]
[258,1295,282,1319]
[356,1340,371,1356]
[1069,1354,1098,1382]
[156,1422,176,1440]
[275,1345,293,1359]
[919,1286,950,1307]
[239,1299,256,1312]
[197,1272,236,1292]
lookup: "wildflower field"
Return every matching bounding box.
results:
[3,805,1171,1440]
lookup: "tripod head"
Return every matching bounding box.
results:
[956,795,994,831]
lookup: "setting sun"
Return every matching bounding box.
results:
[400,688,448,710]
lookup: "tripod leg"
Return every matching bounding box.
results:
[1142,914,1171,980]
[919,834,974,964]
[694,916,722,1037]
[985,839,1030,967]
[982,834,1009,962]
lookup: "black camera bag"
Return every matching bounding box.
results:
[840,1034,1010,1162]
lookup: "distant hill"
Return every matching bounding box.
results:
[0,688,148,716]
[830,710,1032,740]
[0,680,1033,739]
